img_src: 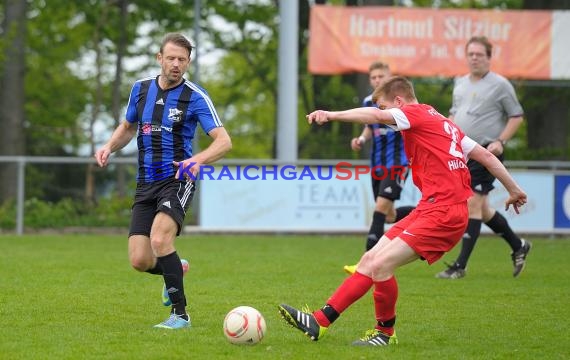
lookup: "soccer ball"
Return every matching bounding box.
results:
[223,306,267,345]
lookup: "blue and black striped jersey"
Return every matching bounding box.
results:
[362,94,408,170]
[125,76,223,183]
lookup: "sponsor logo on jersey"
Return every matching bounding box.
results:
[141,124,152,135]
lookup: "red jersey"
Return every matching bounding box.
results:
[388,104,475,210]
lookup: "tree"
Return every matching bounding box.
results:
[298,0,365,159]
[198,0,377,159]
[0,0,204,206]
[0,0,27,203]
[111,0,129,197]
[198,0,279,158]
[24,0,95,202]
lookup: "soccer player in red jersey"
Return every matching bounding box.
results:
[278,76,527,347]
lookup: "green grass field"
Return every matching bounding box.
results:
[1,234,568,359]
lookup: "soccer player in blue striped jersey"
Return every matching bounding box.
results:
[95,33,232,329]
[343,62,414,275]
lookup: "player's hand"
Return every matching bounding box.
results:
[94,146,111,167]
[486,141,503,156]
[173,159,201,181]
[306,110,330,125]
[351,137,363,151]
[504,189,527,214]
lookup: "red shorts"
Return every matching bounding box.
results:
[384,203,468,264]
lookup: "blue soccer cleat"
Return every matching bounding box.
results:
[162,259,189,306]
[153,313,191,329]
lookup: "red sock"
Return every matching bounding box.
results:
[314,272,373,327]
[373,276,398,336]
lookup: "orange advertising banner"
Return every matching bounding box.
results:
[308,5,553,79]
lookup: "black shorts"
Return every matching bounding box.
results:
[468,152,505,195]
[129,178,196,237]
[371,166,410,201]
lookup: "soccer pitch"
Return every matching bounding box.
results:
[1,234,568,359]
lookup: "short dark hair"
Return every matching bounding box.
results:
[369,61,390,73]
[160,32,193,57]
[372,76,416,104]
[465,36,493,58]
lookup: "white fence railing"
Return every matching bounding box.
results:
[1,156,570,235]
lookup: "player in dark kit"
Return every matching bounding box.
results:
[95,32,232,329]
[436,36,530,280]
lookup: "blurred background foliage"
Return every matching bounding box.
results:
[0,0,568,227]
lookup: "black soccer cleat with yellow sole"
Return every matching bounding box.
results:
[278,304,327,341]
[352,329,398,347]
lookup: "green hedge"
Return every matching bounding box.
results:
[0,196,132,229]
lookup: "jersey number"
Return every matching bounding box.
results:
[443,121,464,158]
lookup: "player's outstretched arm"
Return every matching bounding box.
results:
[467,144,527,213]
[307,107,395,126]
